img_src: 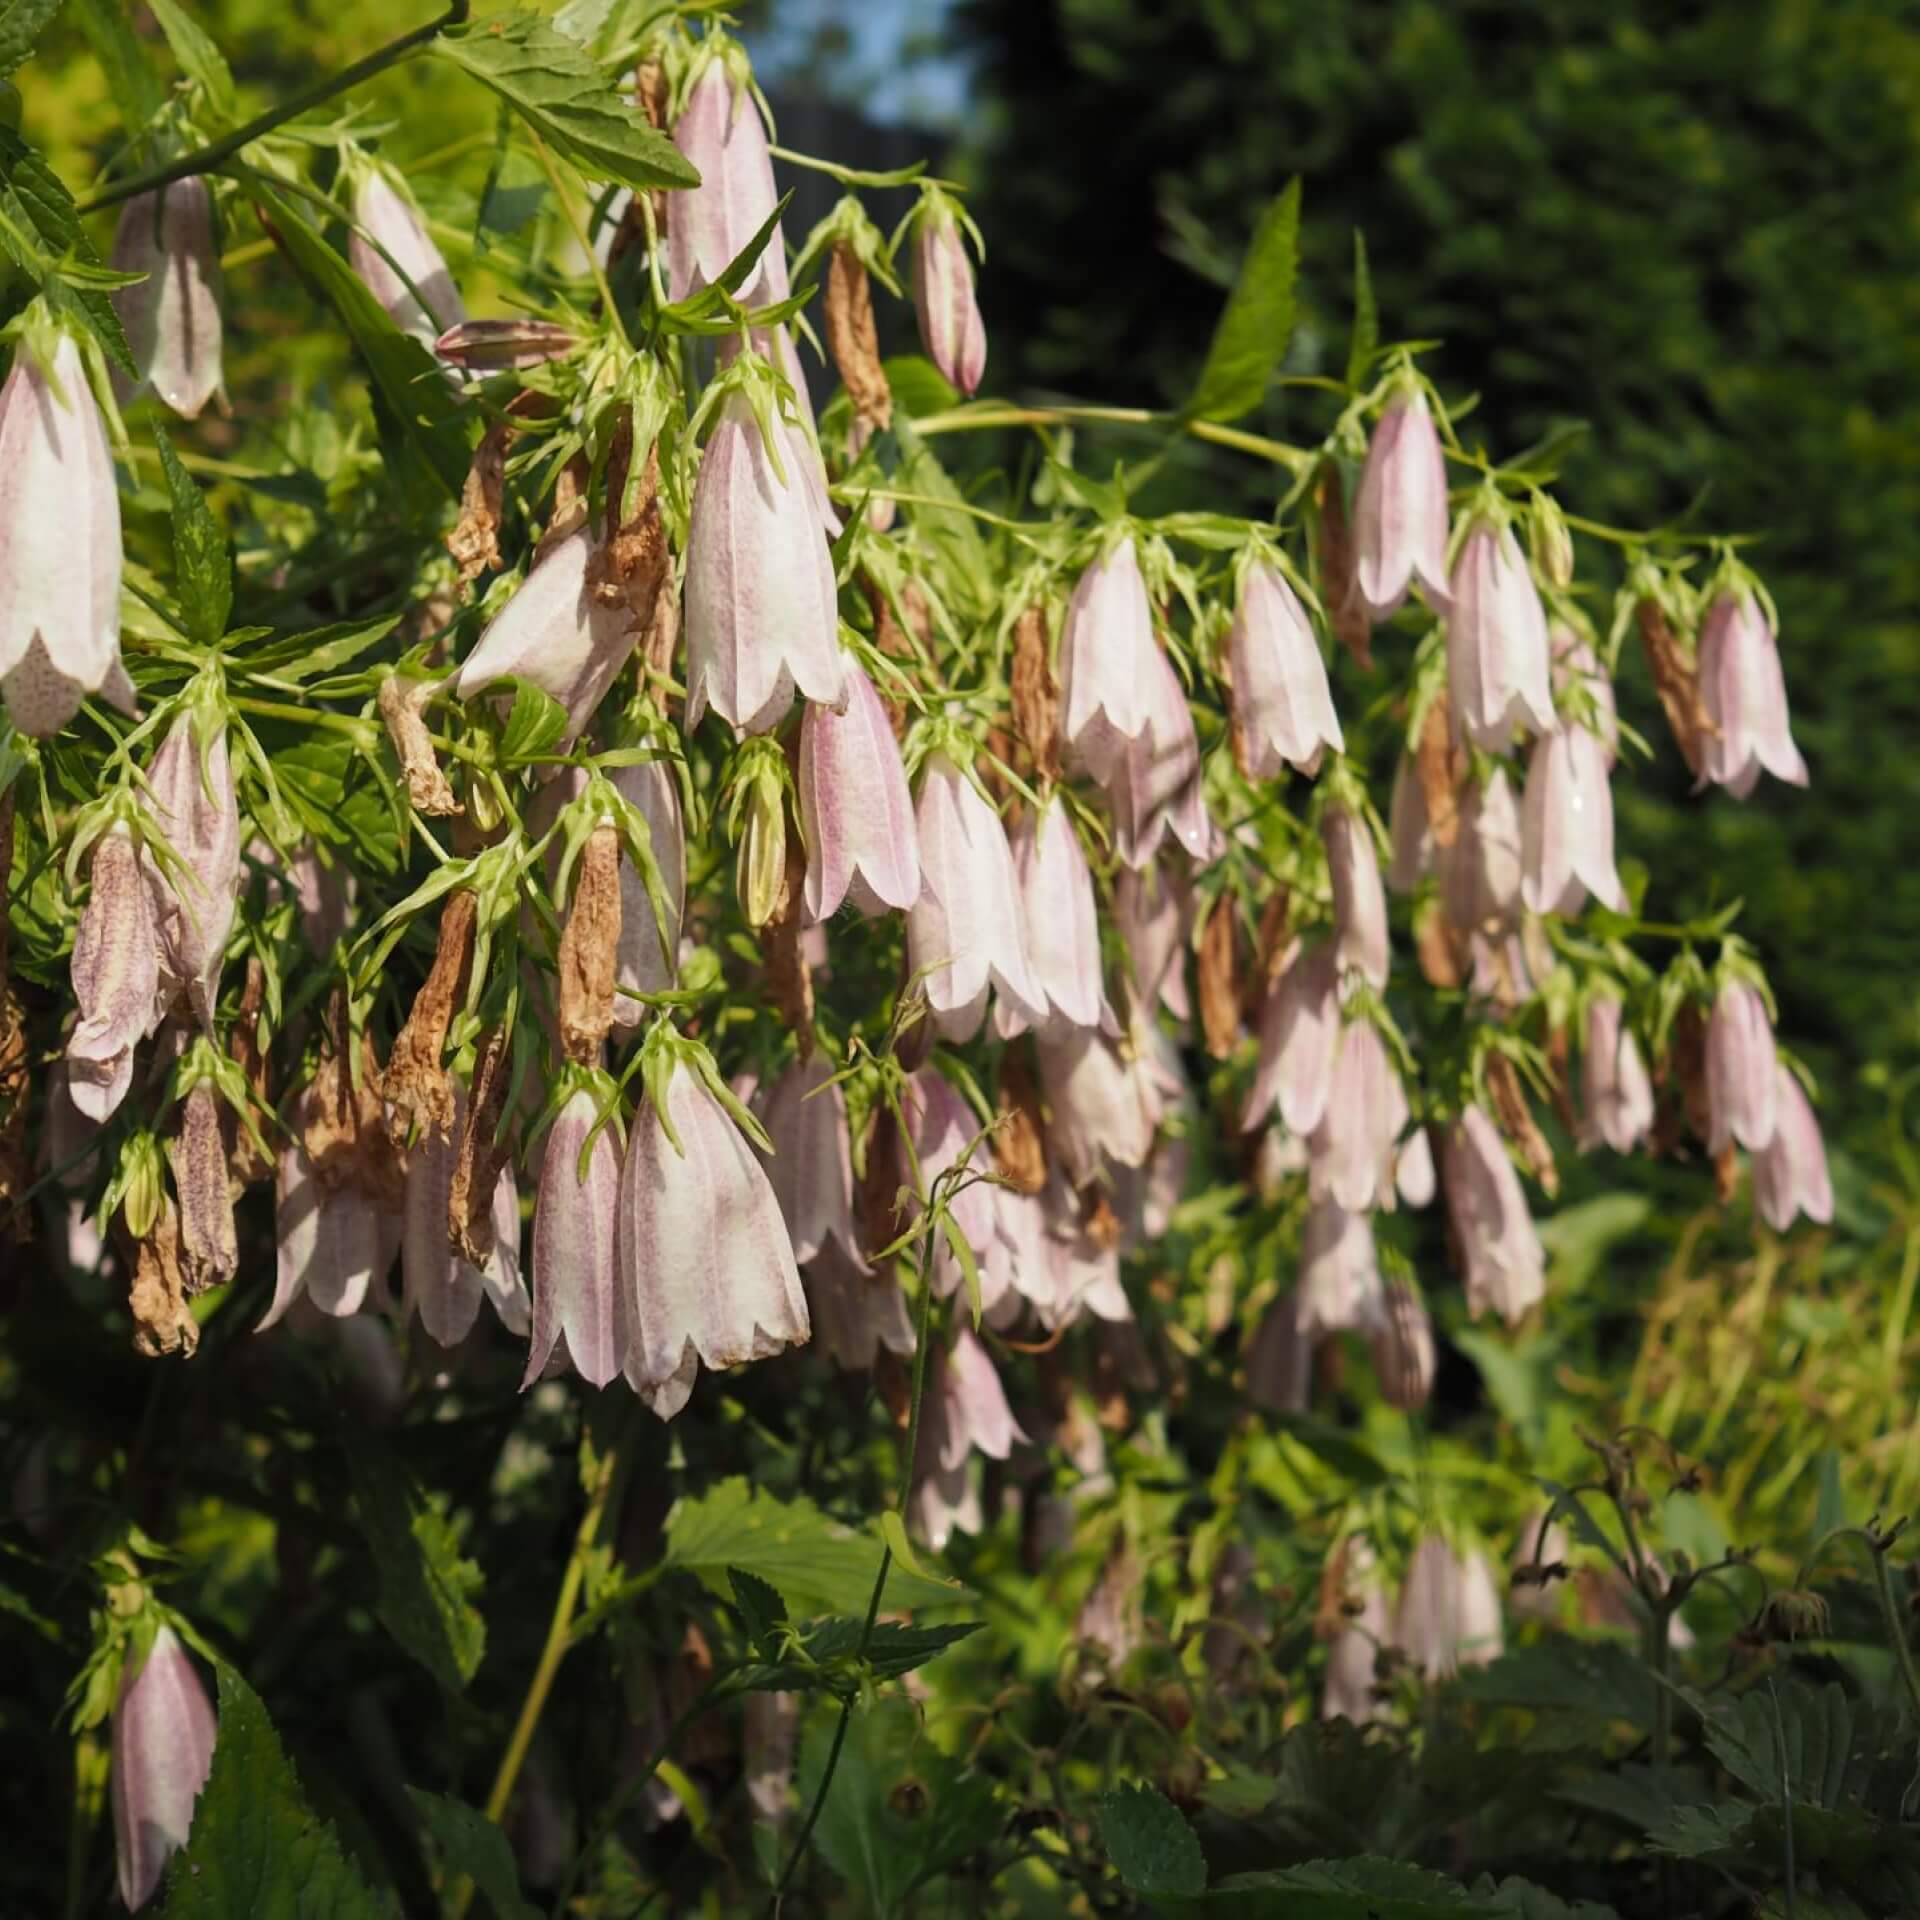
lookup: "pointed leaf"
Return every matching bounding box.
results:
[0,124,136,373]
[1097,1782,1207,1897]
[154,427,232,644]
[1185,179,1301,424]
[0,0,64,77]
[409,1789,540,1920]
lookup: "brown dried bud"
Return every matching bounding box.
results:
[378,674,461,818]
[227,958,273,1187]
[445,418,509,586]
[558,828,622,1067]
[1413,900,1465,990]
[1080,1185,1123,1253]
[859,1105,904,1262]
[126,1198,198,1357]
[1665,1000,1714,1155]
[993,1047,1049,1195]
[534,455,591,566]
[383,891,478,1143]
[449,1024,512,1267]
[1315,463,1373,672]
[1636,597,1716,778]
[1415,692,1462,850]
[1198,896,1241,1061]
[1486,1051,1558,1197]
[1713,1141,1740,1207]
[601,439,671,634]
[1010,604,1061,781]
[635,55,669,127]
[304,999,405,1207]
[168,1081,237,1294]
[641,569,680,712]
[825,241,892,429]
[763,826,816,1049]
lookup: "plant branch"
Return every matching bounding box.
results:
[912,401,1313,473]
[79,2,473,216]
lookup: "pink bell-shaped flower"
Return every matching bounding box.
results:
[261,1119,391,1331]
[1307,1016,1407,1213]
[1002,799,1104,1034]
[1036,1020,1166,1188]
[1241,937,1340,1135]
[1439,770,1523,935]
[1352,385,1452,620]
[1521,720,1624,916]
[1060,535,1157,777]
[911,192,986,397]
[758,1054,863,1267]
[897,1065,999,1263]
[1386,753,1432,894]
[1228,557,1343,776]
[0,326,126,736]
[1323,1582,1390,1724]
[1752,1066,1834,1232]
[142,707,242,1032]
[1104,641,1212,869]
[1368,1281,1437,1411]
[402,1090,529,1346]
[1324,804,1389,988]
[455,528,639,748]
[110,178,223,420]
[349,166,465,350]
[526,1086,623,1387]
[1578,995,1653,1154]
[684,393,845,734]
[111,1624,216,1910]
[1446,517,1555,749]
[797,658,920,921]
[609,758,685,1021]
[1394,1539,1502,1681]
[803,1238,915,1371]
[1442,1104,1545,1325]
[909,1326,1025,1547]
[905,751,1047,1042]
[1115,859,1193,1020]
[1295,1201,1383,1337]
[1696,584,1809,798]
[67,826,160,1123]
[1552,626,1618,766]
[667,56,788,308]
[1706,979,1778,1152]
[617,1045,809,1418]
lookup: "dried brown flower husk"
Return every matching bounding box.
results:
[993,1047,1048,1195]
[859,1105,904,1262]
[1486,1051,1559,1197]
[1636,597,1716,777]
[168,1081,237,1294]
[1198,896,1241,1061]
[226,958,273,1186]
[377,673,461,818]
[825,241,892,429]
[446,418,510,586]
[0,984,28,1248]
[1414,900,1466,990]
[126,1198,198,1358]
[449,1024,513,1267]
[1315,463,1373,672]
[304,1000,406,1207]
[383,891,477,1143]
[1249,887,1294,1010]
[534,455,591,566]
[1416,691,1462,850]
[557,827,622,1067]
[763,827,816,1049]
[1010,603,1060,782]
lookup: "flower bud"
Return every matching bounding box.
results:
[527,1088,622,1388]
[618,1050,809,1418]
[110,179,223,420]
[111,1624,216,1910]
[142,710,242,1031]
[1002,800,1104,1034]
[1228,559,1343,776]
[684,394,845,734]
[667,58,788,308]
[1324,805,1389,988]
[1520,721,1624,916]
[911,195,985,397]
[1706,980,1777,1153]
[1352,387,1452,620]
[1696,585,1809,798]
[1751,1065,1834,1232]
[1396,1125,1437,1209]
[905,752,1047,1043]
[1369,1282,1436,1411]
[0,328,127,736]
[1445,518,1556,749]
[1578,995,1653,1155]
[732,752,789,931]
[349,166,465,350]
[432,317,576,371]
[68,827,160,1122]
[1442,1104,1545,1325]
[797,659,920,922]
[1528,493,1574,589]
[455,528,639,748]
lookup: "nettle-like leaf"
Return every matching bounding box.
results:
[0,124,136,373]
[1185,178,1301,424]
[160,1665,394,1918]
[434,15,699,193]
[345,1428,486,1694]
[154,428,233,645]
[0,0,64,78]
[409,1789,540,1920]
[1097,1782,1207,1898]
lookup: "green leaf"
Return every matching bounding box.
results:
[160,1664,392,1917]
[68,0,164,124]
[1184,179,1301,424]
[1270,1413,1391,1488]
[882,354,959,419]
[243,614,404,683]
[344,1428,486,1693]
[153,428,232,644]
[729,1565,789,1652]
[893,420,990,620]
[247,182,469,499]
[1536,1192,1652,1291]
[1470,1876,1622,1920]
[434,16,699,193]
[657,192,793,328]
[0,125,136,374]
[498,680,570,764]
[0,0,64,77]
[1097,1782,1207,1898]
[408,1789,539,1920]
[797,1695,1000,1919]
[665,1477,964,1616]
[1345,228,1378,392]
[1458,1638,1657,1726]
[878,1509,962,1594]
[146,0,234,118]
[1169,1855,1490,1918]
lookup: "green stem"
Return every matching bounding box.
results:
[526,129,627,347]
[79,2,473,216]
[912,401,1313,473]
[1867,1536,1920,1727]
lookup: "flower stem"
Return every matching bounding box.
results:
[79,2,473,216]
[912,401,1313,473]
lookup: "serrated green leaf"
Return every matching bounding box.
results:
[1458,1638,1657,1726]
[1185,179,1300,424]
[797,1695,1000,1919]
[730,1565,788,1652]
[665,1477,964,1616]
[0,0,63,77]
[247,182,468,499]
[153,427,232,644]
[499,679,570,763]
[160,1664,392,1918]
[1171,1854,1490,1918]
[243,614,403,682]
[1470,1876,1622,1920]
[344,1428,485,1693]
[435,16,699,193]
[146,0,233,118]
[878,1509,961,1594]
[68,0,164,123]
[1097,1782,1207,1897]
[0,124,136,373]
[409,1789,539,1920]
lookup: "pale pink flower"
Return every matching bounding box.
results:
[897,1065,998,1262]
[1697,586,1808,798]
[609,759,685,1020]
[1036,1020,1167,1187]
[1114,860,1193,1020]
[667,59,788,308]
[1247,1292,1313,1412]
[402,1094,528,1347]
[759,1054,862,1266]
[1578,995,1653,1154]
[1323,1585,1391,1723]
[1706,979,1777,1153]
[1752,1066,1834,1232]
[1395,1126,1437,1209]
[142,710,242,1032]
[1552,626,1618,766]
[1324,804,1389,987]
[261,1100,391,1331]
[1352,388,1452,620]
[1104,642,1212,869]
[1368,1282,1436,1411]
[67,826,159,1123]
[1296,1201,1382,1337]
[1241,938,1340,1135]
[526,1088,623,1387]
[349,167,465,349]
[1307,1017,1407,1213]
[1060,536,1157,777]
[1228,559,1342,775]
[1386,752,1432,893]
[1439,770,1522,934]
[798,659,920,921]
[1395,1537,1501,1678]
[1446,519,1555,748]
[111,1625,216,1910]
[911,196,986,396]
[802,1238,914,1371]
[1442,1104,1546,1325]
[1521,722,1624,916]
[110,178,223,419]
[1002,800,1104,1034]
